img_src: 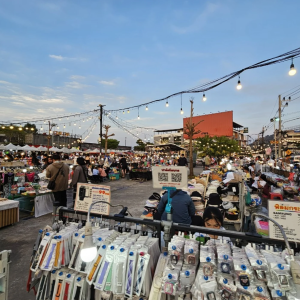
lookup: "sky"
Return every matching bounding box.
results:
[0,0,300,147]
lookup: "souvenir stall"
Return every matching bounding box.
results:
[25,205,300,300]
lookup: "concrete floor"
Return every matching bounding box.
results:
[0,166,204,300]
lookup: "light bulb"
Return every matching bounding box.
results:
[145,106,148,111]
[289,62,297,76]
[63,125,66,128]
[1,126,5,129]
[123,111,125,114]
[41,127,43,131]
[10,126,14,129]
[127,109,130,113]
[74,123,76,126]
[180,108,184,115]
[79,126,81,129]
[44,120,46,124]
[57,126,59,129]
[138,116,140,120]
[31,128,34,131]
[236,79,242,90]
[166,101,169,107]
[202,93,207,101]
[116,115,118,119]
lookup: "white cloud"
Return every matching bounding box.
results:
[65,81,89,89]
[49,55,87,62]
[70,75,85,80]
[49,54,64,61]
[99,80,115,86]
[171,3,219,34]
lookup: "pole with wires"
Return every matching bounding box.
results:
[278,95,282,158]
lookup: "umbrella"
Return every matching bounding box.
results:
[4,143,18,150]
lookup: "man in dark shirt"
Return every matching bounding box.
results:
[178,154,188,166]
[119,155,128,178]
[156,190,195,224]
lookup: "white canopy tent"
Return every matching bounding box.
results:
[61,147,71,153]
[89,149,100,153]
[49,147,61,152]
[70,147,80,153]
[0,144,6,150]
[83,149,92,154]
[36,146,48,151]
[4,143,18,150]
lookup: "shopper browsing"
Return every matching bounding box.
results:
[178,154,188,167]
[46,154,70,207]
[119,155,128,178]
[71,157,88,198]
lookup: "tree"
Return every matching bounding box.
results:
[195,135,240,161]
[183,99,202,177]
[134,139,146,151]
[101,125,115,155]
[101,138,120,150]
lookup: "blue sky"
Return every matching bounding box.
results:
[0,0,299,146]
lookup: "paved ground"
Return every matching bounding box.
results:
[0,166,204,300]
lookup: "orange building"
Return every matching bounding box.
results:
[183,111,247,147]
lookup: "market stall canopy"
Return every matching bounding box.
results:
[4,143,18,150]
[89,148,100,153]
[83,149,92,154]
[20,145,32,151]
[36,146,48,151]
[0,144,6,150]
[61,147,71,153]
[29,146,39,151]
[70,147,80,153]
[49,147,61,152]
[147,143,187,151]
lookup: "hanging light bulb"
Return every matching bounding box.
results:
[30,128,34,131]
[40,126,43,131]
[116,115,118,119]
[57,126,59,129]
[138,115,140,120]
[74,123,76,126]
[59,118,61,121]
[79,125,81,129]
[44,120,46,124]
[63,124,66,129]
[166,101,169,107]
[18,127,22,131]
[127,109,130,113]
[123,111,125,114]
[83,120,85,122]
[145,106,148,111]
[289,58,297,76]
[1,126,5,129]
[236,76,242,90]
[25,127,28,130]
[202,93,207,101]
[138,107,140,119]
[180,108,184,115]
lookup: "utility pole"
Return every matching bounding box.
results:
[278,95,282,158]
[274,123,277,160]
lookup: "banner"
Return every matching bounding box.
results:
[152,166,188,189]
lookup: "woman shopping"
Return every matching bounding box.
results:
[71,157,89,200]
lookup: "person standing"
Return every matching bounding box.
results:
[71,157,88,198]
[178,153,188,166]
[119,155,128,178]
[204,154,211,169]
[46,154,70,207]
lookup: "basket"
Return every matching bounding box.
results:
[109,173,120,180]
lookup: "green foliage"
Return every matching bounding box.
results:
[133,139,153,151]
[100,138,120,149]
[195,135,240,157]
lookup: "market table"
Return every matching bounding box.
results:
[129,170,152,181]
[0,199,19,228]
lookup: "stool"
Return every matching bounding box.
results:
[269,192,283,200]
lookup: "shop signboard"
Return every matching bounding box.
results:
[243,127,248,133]
[152,166,188,189]
[74,183,111,215]
[268,200,300,242]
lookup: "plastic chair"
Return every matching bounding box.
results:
[269,192,283,200]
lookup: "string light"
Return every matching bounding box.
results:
[123,111,125,114]
[166,101,169,107]
[18,127,22,131]
[127,109,130,113]
[74,123,76,126]
[1,126,5,129]
[202,93,207,101]
[63,124,66,129]
[57,126,59,130]
[180,93,184,114]
[31,128,34,131]
[40,126,43,131]
[145,106,148,111]
[289,58,297,76]
[236,76,242,90]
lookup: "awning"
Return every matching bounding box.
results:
[147,143,187,151]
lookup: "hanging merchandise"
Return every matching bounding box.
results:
[28,222,160,300]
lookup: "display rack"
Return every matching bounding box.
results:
[57,207,300,250]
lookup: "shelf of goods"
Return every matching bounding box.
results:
[25,207,300,300]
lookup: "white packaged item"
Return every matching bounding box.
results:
[41,238,58,271]
[70,274,85,300]
[202,280,220,300]
[51,270,66,300]
[124,250,138,298]
[134,251,150,296]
